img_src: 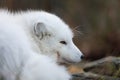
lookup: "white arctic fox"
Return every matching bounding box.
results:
[0,9,83,80]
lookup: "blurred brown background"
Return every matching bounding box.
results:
[0,0,120,60]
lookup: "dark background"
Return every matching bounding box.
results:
[1,0,120,60]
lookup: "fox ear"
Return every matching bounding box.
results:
[34,22,47,39]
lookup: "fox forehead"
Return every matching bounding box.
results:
[33,11,74,40]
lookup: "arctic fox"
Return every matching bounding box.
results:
[0,9,83,80]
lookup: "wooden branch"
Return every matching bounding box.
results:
[72,72,120,80]
[83,56,120,71]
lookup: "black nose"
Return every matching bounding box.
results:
[81,55,84,59]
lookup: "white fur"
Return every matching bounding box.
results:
[14,10,83,63]
[0,9,83,80]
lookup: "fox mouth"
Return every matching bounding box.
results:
[58,57,81,66]
[57,52,76,64]
[62,57,77,64]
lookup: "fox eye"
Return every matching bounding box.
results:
[60,41,67,45]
